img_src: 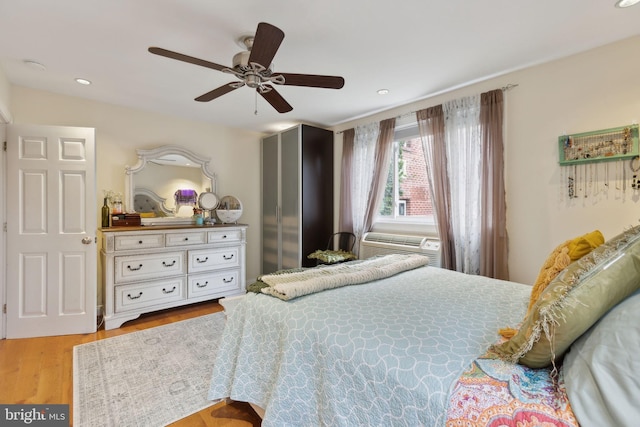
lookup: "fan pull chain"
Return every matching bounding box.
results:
[254,90,258,115]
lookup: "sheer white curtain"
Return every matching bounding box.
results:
[443,95,482,274]
[350,122,379,254]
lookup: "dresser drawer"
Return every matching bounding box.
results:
[165,231,207,247]
[115,277,186,312]
[208,229,243,244]
[114,251,185,283]
[188,246,240,273]
[188,269,241,298]
[114,234,164,251]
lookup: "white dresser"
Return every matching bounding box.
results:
[100,224,247,329]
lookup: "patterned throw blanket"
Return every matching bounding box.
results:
[446,347,579,427]
[258,254,430,300]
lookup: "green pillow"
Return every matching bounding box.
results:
[492,226,640,369]
[307,249,357,264]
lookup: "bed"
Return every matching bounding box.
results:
[208,227,640,427]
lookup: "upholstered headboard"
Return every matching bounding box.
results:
[133,187,173,217]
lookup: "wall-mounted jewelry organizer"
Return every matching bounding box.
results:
[558,124,639,200]
[559,124,638,165]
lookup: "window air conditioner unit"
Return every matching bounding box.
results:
[360,232,442,268]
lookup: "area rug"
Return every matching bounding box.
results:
[73,312,225,426]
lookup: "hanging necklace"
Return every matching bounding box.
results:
[630,156,640,190]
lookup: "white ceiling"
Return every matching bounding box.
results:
[1,0,639,134]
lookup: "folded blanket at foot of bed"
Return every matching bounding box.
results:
[253,253,430,300]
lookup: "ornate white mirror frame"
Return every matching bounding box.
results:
[125,145,217,221]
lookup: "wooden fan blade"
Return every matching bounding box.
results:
[149,47,228,71]
[248,22,284,68]
[259,85,293,113]
[278,73,345,89]
[195,83,241,102]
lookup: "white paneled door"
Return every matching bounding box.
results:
[6,125,96,338]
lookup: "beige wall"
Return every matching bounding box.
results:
[8,86,263,305]
[6,35,640,290]
[334,36,640,284]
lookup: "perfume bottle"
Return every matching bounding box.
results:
[101,198,110,228]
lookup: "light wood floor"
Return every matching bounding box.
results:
[0,301,261,426]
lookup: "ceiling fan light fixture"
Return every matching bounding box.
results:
[615,0,640,7]
[149,22,344,114]
[75,78,91,85]
[245,74,262,88]
[377,89,390,95]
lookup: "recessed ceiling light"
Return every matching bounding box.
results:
[377,89,389,95]
[615,0,640,7]
[23,60,46,71]
[75,78,92,85]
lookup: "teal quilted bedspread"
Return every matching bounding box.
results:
[208,266,530,427]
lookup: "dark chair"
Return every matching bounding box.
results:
[326,232,356,252]
[308,232,357,265]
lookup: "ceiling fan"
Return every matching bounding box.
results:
[148,22,345,113]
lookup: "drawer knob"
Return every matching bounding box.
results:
[127,264,143,271]
[196,256,209,263]
[184,237,189,241]
[127,292,143,300]
[138,240,143,244]
[222,235,227,239]
[223,254,234,260]
[162,286,177,294]
[196,281,209,288]
[162,260,177,267]
[223,277,234,283]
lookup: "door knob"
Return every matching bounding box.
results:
[81,237,93,244]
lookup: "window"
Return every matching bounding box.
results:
[398,200,407,216]
[377,125,433,223]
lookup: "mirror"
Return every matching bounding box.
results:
[125,145,216,224]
